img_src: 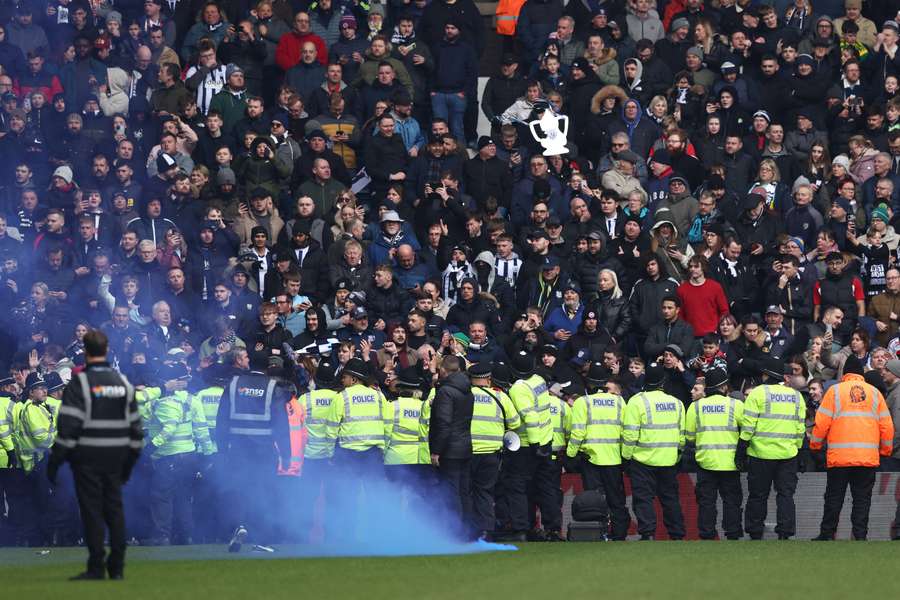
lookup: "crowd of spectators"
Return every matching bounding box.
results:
[1,0,900,468]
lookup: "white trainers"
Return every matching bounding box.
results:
[228,526,248,553]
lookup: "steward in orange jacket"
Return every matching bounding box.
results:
[810,373,894,467]
[809,364,895,540]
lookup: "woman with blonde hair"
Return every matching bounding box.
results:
[749,158,789,212]
[593,269,632,343]
[692,17,730,72]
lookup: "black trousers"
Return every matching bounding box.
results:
[820,466,877,540]
[226,446,278,544]
[469,452,501,534]
[504,446,556,532]
[529,456,562,532]
[581,463,630,540]
[695,468,743,540]
[745,456,798,539]
[150,453,196,542]
[438,457,472,539]
[628,461,685,539]
[72,466,126,577]
[333,446,385,542]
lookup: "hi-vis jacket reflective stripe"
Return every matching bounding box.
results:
[622,390,685,467]
[195,386,223,453]
[53,371,142,453]
[149,391,213,459]
[471,386,521,454]
[509,375,553,447]
[567,392,625,466]
[136,387,162,437]
[228,376,277,437]
[418,388,434,464]
[496,0,527,35]
[686,394,744,471]
[549,395,571,454]
[0,396,21,469]
[330,383,388,451]
[740,384,805,460]
[810,374,894,468]
[14,397,59,472]
[302,388,339,459]
[384,396,423,465]
[278,395,307,476]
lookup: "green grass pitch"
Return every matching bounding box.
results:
[3,541,899,599]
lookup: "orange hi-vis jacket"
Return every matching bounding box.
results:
[810,374,894,468]
[496,0,526,35]
[277,395,307,476]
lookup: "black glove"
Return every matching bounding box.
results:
[735,439,749,471]
[621,458,632,472]
[122,453,139,483]
[562,453,581,474]
[811,448,826,471]
[47,459,60,485]
[4,451,15,469]
[535,442,552,458]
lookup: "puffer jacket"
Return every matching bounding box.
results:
[365,281,412,325]
[592,289,632,342]
[429,371,474,459]
[99,67,131,116]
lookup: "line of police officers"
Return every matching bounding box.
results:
[2,330,898,579]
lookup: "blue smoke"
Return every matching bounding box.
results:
[203,460,519,559]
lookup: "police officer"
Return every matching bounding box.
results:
[217,356,294,551]
[468,362,520,540]
[0,376,21,545]
[685,368,744,540]
[330,358,388,540]
[566,362,630,541]
[503,350,554,541]
[622,363,686,541]
[810,357,894,541]
[297,357,340,541]
[48,330,143,580]
[385,367,427,499]
[737,358,806,540]
[12,371,60,546]
[146,363,214,546]
[192,373,226,542]
[537,378,573,541]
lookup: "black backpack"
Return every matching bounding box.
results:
[571,489,609,522]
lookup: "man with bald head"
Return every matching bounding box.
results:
[393,243,435,291]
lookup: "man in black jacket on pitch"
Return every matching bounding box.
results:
[429,354,474,539]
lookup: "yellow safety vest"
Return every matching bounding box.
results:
[509,375,553,447]
[686,394,744,471]
[331,383,388,451]
[302,388,340,459]
[622,390,685,467]
[567,392,625,466]
[384,396,423,465]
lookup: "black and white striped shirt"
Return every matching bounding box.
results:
[185,64,227,115]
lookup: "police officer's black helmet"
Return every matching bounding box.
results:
[315,359,338,387]
[343,358,370,382]
[509,351,534,379]
[705,368,729,390]
[644,363,666,388]
[491,362,512,388]
[395,366,425,389]
[585,361,612,386]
